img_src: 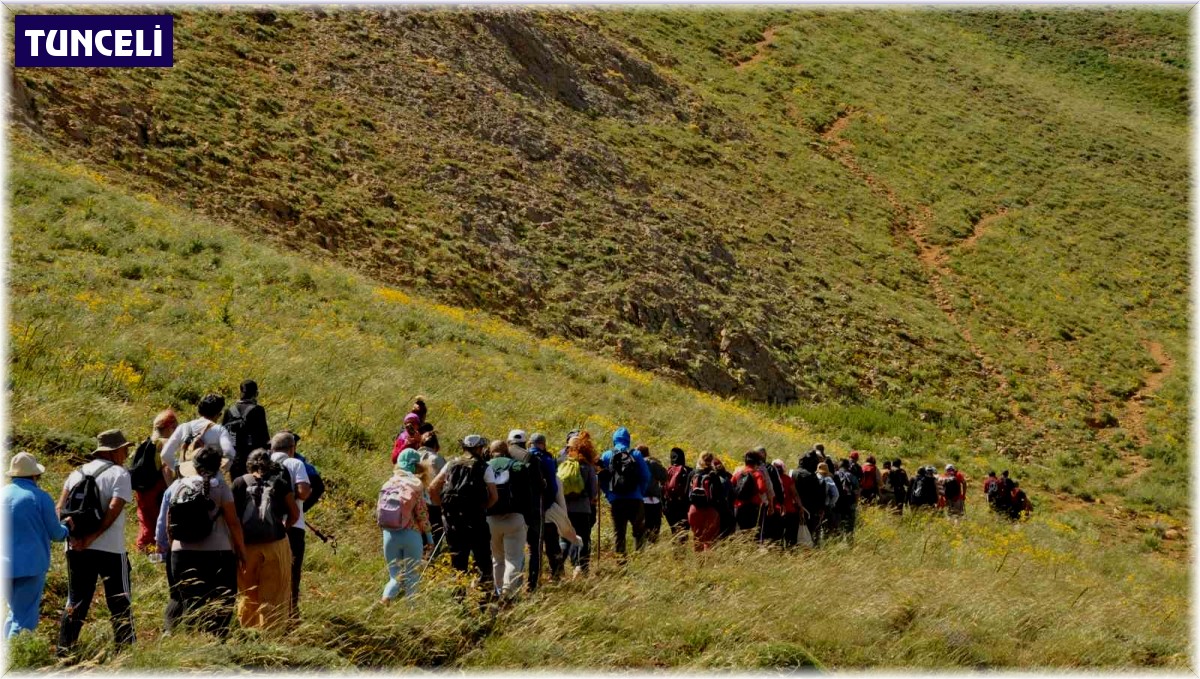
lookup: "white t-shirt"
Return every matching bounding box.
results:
[161,418,235,470]
[271,453,310,530]
[63,459,132,554]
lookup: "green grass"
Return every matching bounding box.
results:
[6,141,1189,670]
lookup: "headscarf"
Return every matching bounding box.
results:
[396,448,421,474]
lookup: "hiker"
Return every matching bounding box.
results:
[815,462,840,542]
[390,412,423,465]
[525,432,567,588]
[161,394,236,484]
[417,427,446,546]
[556,429,580,464]
[939,464,966,517]
[56,430,136,653]
[662,448,693,535]
[557,430,599,576]
[878,459,894,507]
[269,432,312,621]
[411,396,428,425]
[859,455,881,504]
[983,471,1001,511]
[222,380,271,479]
[233,450,297,632]
[773,460,802,547]
[792,452,824,547]
[994,471,1014,515]
[599,427,651,556]
[888,459,909,515]
[156,445,245,640]
[687,453,723,552]
[377,449,434,602]
[130,409,177,553]
[486,440,531,599]
[4,452,71,639]
[756,447,783,542]
[909,466,938,510]
[428,435,494,593]
[503,430,552,591]
[730,452,770,537]
[1009,482,1032,520]
[711,458,735,538]
[848,451,864,480]
[834,459,860,536]
[641,445,667,543]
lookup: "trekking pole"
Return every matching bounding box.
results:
[416,532,447,584]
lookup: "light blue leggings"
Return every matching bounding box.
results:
[381,528,424,600]
[5,574,46,639]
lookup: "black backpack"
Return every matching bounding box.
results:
[295,455,325,511]
[764,464,784,504]
[689,470,724,509]
[645,458,667,499]
[609,450,639,495]
[60,462,114,538]
[128,438,161,492]
[792,469,822,515]
[836,470,859,505]
[486,457,534,517]
[223,403,256,457]
[735,471,760,503]
[890,468,909,500]
[237,473,289,544]
[168,477,217,543]
[440,458,488,516]
[943,475,962,500]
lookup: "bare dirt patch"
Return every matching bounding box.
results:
[734,26,779,71]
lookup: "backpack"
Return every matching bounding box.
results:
[238,473,288,544]
[377,476,421,530]
[860,463,877,491]
[836,469,859,503]
[943,475,962,500]
[735,470,760,504]
[440,458,488,516]
[557,458,585,498]
[688,470,722,508]
[223,403,255,459]
[664,465,691,503]
[792,469,823,515]
[487,457,533,517]
[177,421,214,475]
[168,477,216,543]
[295,454,325,511]
[890,468,909,499]
[60,462,114,539]
[764,465,785,506]
[609,450,639,495]
[985,478,1000,503]
[128,438,161,492]
[645,458,667,499]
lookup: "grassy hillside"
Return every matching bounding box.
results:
[11,9,1188,508]
[5,141,1188,670]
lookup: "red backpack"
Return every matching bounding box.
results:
[860,463,877,490]
[663,465,691,503]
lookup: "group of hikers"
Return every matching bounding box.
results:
[2,384,1034,647]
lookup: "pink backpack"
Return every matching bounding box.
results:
[377,477,421,530]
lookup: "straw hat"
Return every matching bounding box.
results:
[8,451,45,478]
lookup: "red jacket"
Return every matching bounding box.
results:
[730,466,769,510]
[778,472,800,514]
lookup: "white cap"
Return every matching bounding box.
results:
[507,429,527,445]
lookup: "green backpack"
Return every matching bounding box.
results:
[557,458,585,498]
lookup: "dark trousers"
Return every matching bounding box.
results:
[609,498,646,555]
[664,501,690,534]
[527,514,563,591]
[444,515,492,585]
[58,550,134,650]
[805,511,822,547]
[839,504,858,534]
[782,512,801,547]
[762,510,784,542]
[562,511,594,571]
[734,503,763,533]
[287,527,305,620]
[428,505,445,546]
[644,502,663,543]
[165,550,236,639]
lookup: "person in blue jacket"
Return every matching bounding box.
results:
[3,452,71,639]
[598,427,651,556]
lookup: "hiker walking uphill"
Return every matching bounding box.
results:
[4,452,71,640]
[599,427,651,557]
[772,460,802,547]
[129,409,177,554]
[730,452,770,537]
[662,448,693,536]
[233,450,297,633]
[791,452,825,547]
[417,427,446,546]
[909,466,938,510]
[641,446,668,543]
[834,460,860,536]
[503,430,554,591]
[161,394,236,484]
[815,462,840,541]
[687,453,725,552]
[888,459,910,515]
[57,430,136,654]
[222,380,271,480]
[524,432,569,589]
[377,449,434,602]
[711,459,736,538]
[485,440,531,599]
[756,447,784,542]
[429,435,494,595]
[938,465,966,517]
[156,445,246,640]
[269,432,312,621]
[859,455,882,504]
[557,431,599,577]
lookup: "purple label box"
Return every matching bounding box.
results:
[15,14,173,67]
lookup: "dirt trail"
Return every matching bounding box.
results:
[817,110,1028,424]
[1123,340,1173,449]
[734,26,778,71]
[959,208,1008,251]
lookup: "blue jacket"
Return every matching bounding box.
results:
[599,427,651,502]
[528,446,559,507]
[3,478,69,578]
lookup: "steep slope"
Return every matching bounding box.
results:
[5,146,1187,670]
[9,8,1189,512]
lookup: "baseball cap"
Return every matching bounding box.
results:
[462,434,488,449]
[507,429,527,445]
